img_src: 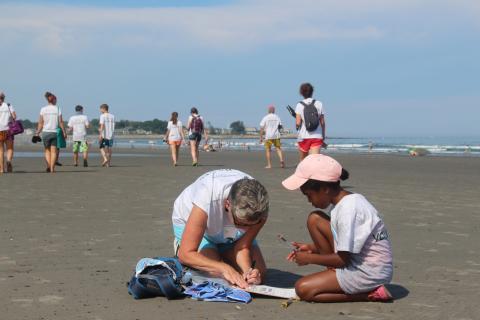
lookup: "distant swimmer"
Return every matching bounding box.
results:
[259,105,285,169]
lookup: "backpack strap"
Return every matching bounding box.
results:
[138,273,182,299]
[300,99,315,107]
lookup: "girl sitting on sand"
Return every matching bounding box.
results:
[282,154,393,302]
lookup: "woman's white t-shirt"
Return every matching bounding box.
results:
[167,120,183,141]
[0,103,14,131]
[331,194,393,294]
[295,98,324,141]
[40,105,61,133]
[172,169,253,244]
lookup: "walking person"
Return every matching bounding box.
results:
[259,105,285,169]
[165,112,184,167]
[35,92,67,173]
[68,105,90,167]
[295,83,326,160]
[0,91,16,173]
[187,107,208,167]
[98,104,115,167]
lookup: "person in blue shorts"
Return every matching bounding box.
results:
[172,169,269,289]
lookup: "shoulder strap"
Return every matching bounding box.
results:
[7,104,14,118]
[137,273,182,299]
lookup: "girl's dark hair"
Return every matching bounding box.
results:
[299,83,314,98]
[171,112,178,125]
[300,169,350,192]
[190,107,198,115]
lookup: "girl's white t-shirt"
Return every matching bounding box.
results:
[330,193,393,294]
[0,103,14,131]
[167,120,183,141]
[40,105,61,133]
[295,98,324,141]
[172,169,253,244]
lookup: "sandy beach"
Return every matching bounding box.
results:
[1,148,479,320]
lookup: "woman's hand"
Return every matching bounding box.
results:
[222,264,248,289]
[244,268,261,285]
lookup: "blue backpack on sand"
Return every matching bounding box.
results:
[127,257,188,300]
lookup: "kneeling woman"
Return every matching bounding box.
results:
[282,154,393,302]
[172,169,269,289]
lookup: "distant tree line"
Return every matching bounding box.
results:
[20,118,250,135]
[20,118,168,134]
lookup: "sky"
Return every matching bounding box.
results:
[0,0,479,137]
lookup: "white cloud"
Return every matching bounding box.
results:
[0,0,477,54]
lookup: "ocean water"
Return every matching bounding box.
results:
[14,135,480,156]
[112,136,480,156]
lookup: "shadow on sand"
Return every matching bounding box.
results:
[263,268,303,288]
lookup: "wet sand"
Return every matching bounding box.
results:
[1,148,479,320]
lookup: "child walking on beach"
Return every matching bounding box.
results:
[165,112,184,166]
[282,154,393,302]
[68,105,90,167]
[98,104,115,167]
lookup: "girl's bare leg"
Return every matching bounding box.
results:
[295,269,369,302]
[307,211,335,254]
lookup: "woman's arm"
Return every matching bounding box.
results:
[36,115,44,135]
[178,205,248,288]
[11,111,17,121]
[295,114,302,130]
[59,115,67,138]
[320,114,326,139]
[233,218,267,278]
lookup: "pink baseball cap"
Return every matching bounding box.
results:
[282,154,343,190]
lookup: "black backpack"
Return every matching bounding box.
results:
[127,257,186,300]
[301,99,320,132]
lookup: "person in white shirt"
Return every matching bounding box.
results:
[172,169,269,289]
[282,154,393,303]
[68,105,90,167]
[98,104,115,167]
[186,107,208,167]
[295,83,326,160]
[259,105,285,169]
[0,91,17,173]
[35,92,67,173]
[164,111,185,167]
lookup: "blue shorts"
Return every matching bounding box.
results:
[173,225,258,254]
[99,139,114,148]
[188,132,202,142]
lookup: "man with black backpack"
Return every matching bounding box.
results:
[295,82,326,160]
[187,107,208,166]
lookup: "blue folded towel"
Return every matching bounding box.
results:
[184,281,251,303]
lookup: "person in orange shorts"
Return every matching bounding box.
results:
[165,112,185,166]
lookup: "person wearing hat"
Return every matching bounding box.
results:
[0,91,17,173]
[259,105,285,169]
[282,154,393,302]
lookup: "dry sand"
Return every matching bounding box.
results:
[1,147,479,320]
